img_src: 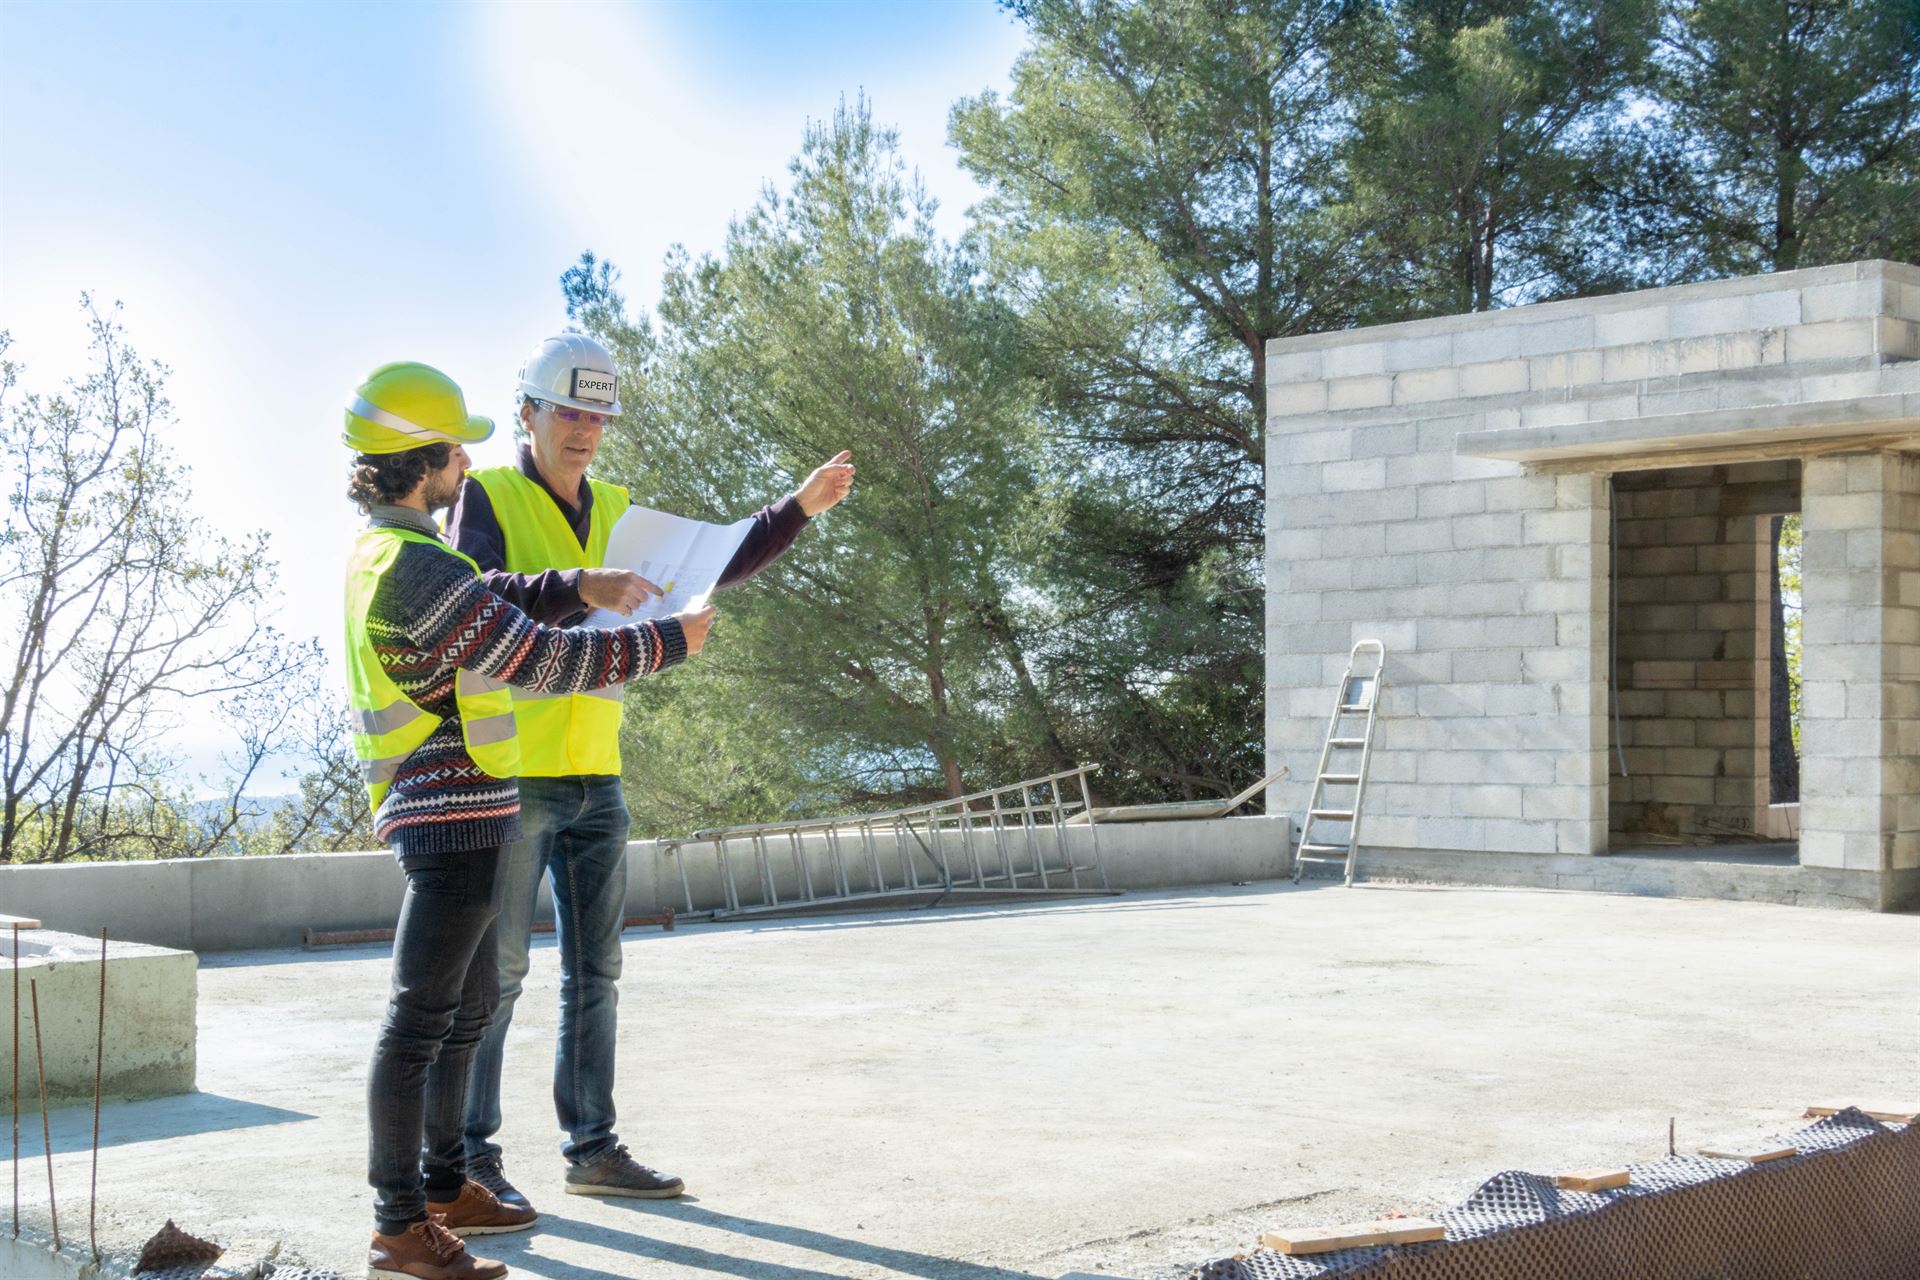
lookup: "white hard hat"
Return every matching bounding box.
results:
[517,333,622,415]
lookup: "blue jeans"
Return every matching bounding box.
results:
[463,775,630,1166]
[369,847,503,1234]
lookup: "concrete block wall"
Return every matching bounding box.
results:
[1799,454,1920,905]
[1265,412,1613,860]
[1609,462,1799,836]
[1267,260,1916,870]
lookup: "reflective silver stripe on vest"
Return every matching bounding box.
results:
[455,670,513,698]
[360,757,404,785]
[465,712,518,747]
[349,396,463,445]
[509,683,624,703]
[353,700,426,736]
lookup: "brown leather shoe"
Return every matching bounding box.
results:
[368,1217,509,1280]
[427,1178,539,1236]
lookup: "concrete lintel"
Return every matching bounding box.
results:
[1455,393,1920,467]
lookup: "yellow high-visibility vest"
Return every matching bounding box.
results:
[344,527,520,812]
[468,466,631,777]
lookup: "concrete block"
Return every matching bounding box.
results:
[1416,816,1484,849]
[1324,343,1387,379]
[1529,350,1604,390]
[1271,428,1353,466]
[1395,367,1461,404]
[1480,818,1560,854]
[0,932,195,1104]
[1270,380,1331,416]
[1387,517,1453,554]
[1785,319,1877,363]
[1452,512,1524,549]
[1268,348,1324,384]
[1418,482,1487,519]
[1523,509,1591,543]
[1520,400,1591,429]
[1437,325,1517,367]
[1799,279,1882,324]
[1383,333,1453,372]
[1454,650,1524,683]
[1328,375,1393,411]
[1482,476,1558,513]
[1352,422,1418,458]
[1519,316,1597,357]
[1595,307,1668,347]
[1387,452,1457,487]
[1669,290,1801,338]
[1459,359,1529,398]
[1601,343,1659,383]
[1456,784,1526,818]
[1320,458,1382,495]
[1880,317,1920,361]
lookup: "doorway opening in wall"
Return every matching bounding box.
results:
[1605,462,1800,863]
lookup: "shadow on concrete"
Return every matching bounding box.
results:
[16,1091,314,1156]
[512,1205,1043,1280]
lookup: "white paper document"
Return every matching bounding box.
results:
[584,504,754,627]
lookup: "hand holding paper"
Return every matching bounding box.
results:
[583,504,755,628]
[579,568,663,616]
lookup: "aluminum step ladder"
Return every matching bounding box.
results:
[1291,640,1387,886]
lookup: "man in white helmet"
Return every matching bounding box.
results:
[447,332,853,1206]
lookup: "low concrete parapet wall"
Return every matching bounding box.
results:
[0,814,1296,953]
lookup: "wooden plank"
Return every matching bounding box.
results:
[1065,800,1230,826]
[1805,1104,1920,1125]
[1698,1145,1796,1163]
[0,913,41,930]
[1260,1218,1445,1256]
[1555,1168,1630,1192]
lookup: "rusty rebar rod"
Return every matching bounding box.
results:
[90,928,105,1261]
[29,979,57,1249]
[11,922,18,1239]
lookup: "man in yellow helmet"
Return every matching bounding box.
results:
[342,361,715,1280]
[446,333,853,1207]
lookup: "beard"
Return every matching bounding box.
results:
[421,466,464,513]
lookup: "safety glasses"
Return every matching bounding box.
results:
[533,400,611,428]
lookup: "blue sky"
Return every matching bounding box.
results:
[0,0,1027,790]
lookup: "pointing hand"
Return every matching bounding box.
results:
[795,450,855,516]
[581,568,664,616]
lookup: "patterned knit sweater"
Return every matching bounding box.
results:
[363,510,686,857]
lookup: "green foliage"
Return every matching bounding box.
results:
[1337,0,1659,314]
[1621,0,1920,275]
[948,0,1368,805]
[1778,512,1803,752]
[571,99,1060,831]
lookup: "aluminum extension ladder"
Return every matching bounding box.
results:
[660,765,1117,921]
[1291,640,1387,886]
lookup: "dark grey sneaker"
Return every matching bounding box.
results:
[464,1152,533,1211]
[564,1144,686,1199]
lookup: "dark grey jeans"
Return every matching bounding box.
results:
[368,846,504,1234]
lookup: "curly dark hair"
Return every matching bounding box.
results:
[346,443,452,514]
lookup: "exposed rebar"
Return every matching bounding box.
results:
[91,928,105,1261]
[29,979,57,1249]
[11,922,18,1238]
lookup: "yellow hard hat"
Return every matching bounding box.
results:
[344,362,494,454]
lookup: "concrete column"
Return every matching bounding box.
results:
[1798,454,1920,909]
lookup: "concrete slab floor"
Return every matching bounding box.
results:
[6,881,1916,1280]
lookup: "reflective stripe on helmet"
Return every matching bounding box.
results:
[347,396,460,445]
